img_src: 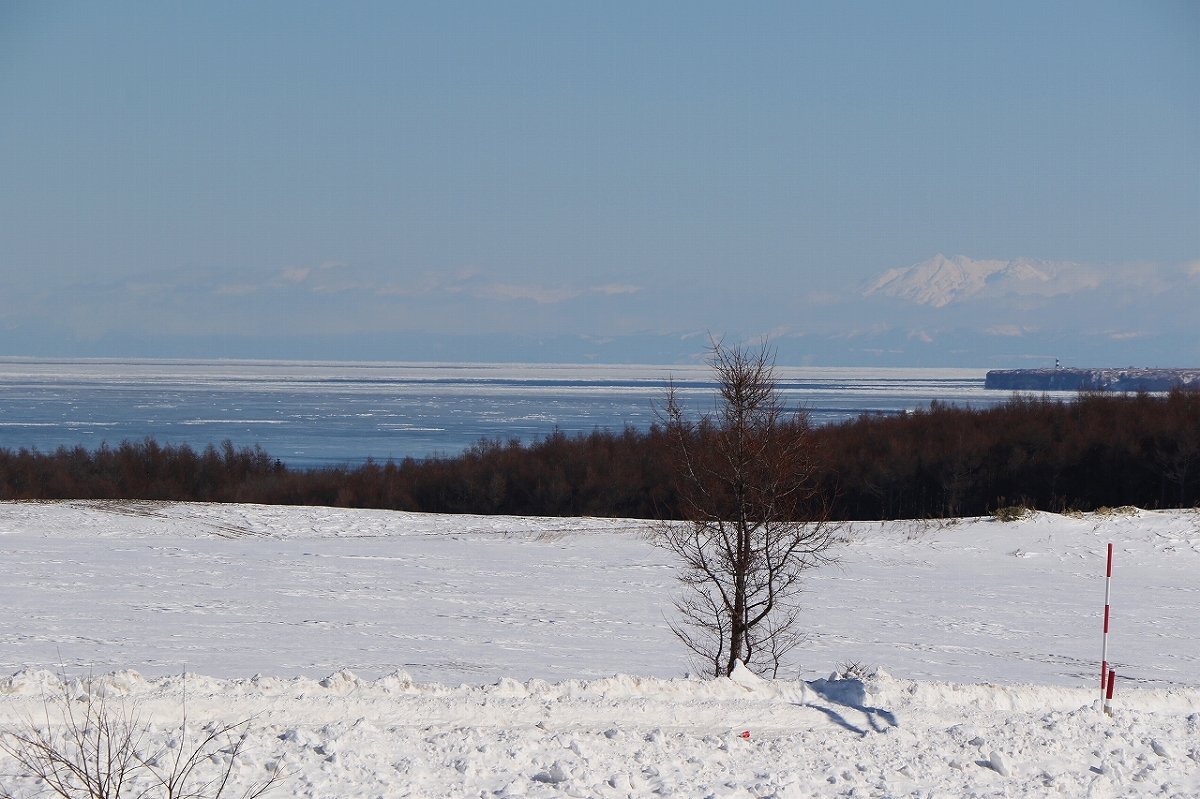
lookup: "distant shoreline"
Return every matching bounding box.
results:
[986,367,1200,392]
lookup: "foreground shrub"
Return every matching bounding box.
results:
[0,675,281,799]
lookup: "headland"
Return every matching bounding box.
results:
[985,367,1200,392]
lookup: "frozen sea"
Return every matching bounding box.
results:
[0,358,1013,466]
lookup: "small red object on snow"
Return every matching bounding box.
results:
[740,730,751,738]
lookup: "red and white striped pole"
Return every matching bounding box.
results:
[1099,543,1113,706]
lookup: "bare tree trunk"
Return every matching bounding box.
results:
[654,338,838,678]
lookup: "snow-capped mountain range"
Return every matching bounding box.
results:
[864,253,1085,307]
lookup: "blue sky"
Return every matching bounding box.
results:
[1,1,1197,366]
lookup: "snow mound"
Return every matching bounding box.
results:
[1,667,1197,797]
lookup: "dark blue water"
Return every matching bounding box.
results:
[0,359,1005,467]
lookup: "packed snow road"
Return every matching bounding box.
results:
[0,501,1197,796]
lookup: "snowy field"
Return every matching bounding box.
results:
[0,501,1198,797]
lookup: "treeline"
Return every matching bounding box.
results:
[823,388,1200,518]
[2,389,1197,519]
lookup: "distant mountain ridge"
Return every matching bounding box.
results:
[865,253,1068,306]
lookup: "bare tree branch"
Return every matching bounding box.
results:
[653,338,839,678]
[0,675,283,799]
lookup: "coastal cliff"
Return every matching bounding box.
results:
[985,367,1200,392]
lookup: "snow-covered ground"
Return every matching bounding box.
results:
[0,501,1198,797]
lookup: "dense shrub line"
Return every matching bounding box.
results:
[1,389,1197,519]
[821,389,1200,518]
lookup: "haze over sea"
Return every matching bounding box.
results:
[0,359,1012,467]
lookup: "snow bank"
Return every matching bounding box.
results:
[1,667,1196,797]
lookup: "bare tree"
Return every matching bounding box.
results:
[655,339,837,679]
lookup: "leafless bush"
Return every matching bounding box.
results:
[992,505,1031,522]
[833,660,878,680]
[0,676,281,799]
[1092,505,1139,516]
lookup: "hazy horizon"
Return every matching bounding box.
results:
[2,3,1196,367]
